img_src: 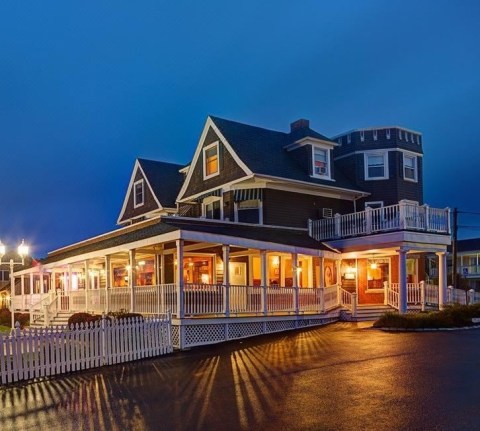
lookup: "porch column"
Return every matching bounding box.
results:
[29,273,34,304]
[319,257,325,313]
[128,250,135,313]
[176,239,185,318]
[85,261,90,312]
[68,264,73,292]
[260,250,268,315]
[437,251,447,310]
[398,248,408,314]
[223,245,230,317]
[160,249,165,284]
[21,275,25,309]
[104,255,111,314]
[10,261,15,328]
[40,270,44,294]
[292,253,299,314]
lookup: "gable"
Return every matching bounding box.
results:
[177,117,251,201]
[117,161,162,225]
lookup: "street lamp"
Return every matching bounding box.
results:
[0,239,30,329]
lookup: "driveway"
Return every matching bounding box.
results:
[1,322,479,431]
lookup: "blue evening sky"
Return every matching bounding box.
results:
[1,1,479,257]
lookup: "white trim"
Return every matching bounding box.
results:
[332,126,422,139]
[284,137,338,151]
[202,195,223,220]
[234,199,263,225]
[334,148,423,161]
[117,160,163,224]
[364,151,389,180]
[177,117,252,201]
[365,201,384,209]
[203,141,220,180]
[133,179,145,208]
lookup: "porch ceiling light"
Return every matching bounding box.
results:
[370,260,378,270]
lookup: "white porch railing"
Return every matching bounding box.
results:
[308,201,450,241]
[424,283,439,305]
[14,283,349,323]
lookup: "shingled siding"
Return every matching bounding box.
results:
[120,169,160,223]
[180,127,246,200]
[263,189,354,229]
[223,191,235,221]
[335,151,423,208]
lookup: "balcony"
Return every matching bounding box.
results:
[308,201,451,242]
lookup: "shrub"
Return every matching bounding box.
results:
[68,312,102,328]
[0,308,11,326]
[14,313,30,329]
[107,311,144,321]
[374,304,480,329]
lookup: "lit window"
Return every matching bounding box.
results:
[203,142,219,179]
[403,154,417,181]
[134,179,144,207]
[313,147,330,178]
[365,152,388,180]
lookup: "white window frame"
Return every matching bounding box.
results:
[311,145,332,180]
[386,129,391,139]
[234,199,263,224]
[203,141,220,180]
[403,153,418,182]
[133,179,144,208]
[364,151,389,180]
[202,196,223,220]
[360,131,365,142]
[373,130,378,141]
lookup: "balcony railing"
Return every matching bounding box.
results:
[308,201,450,241]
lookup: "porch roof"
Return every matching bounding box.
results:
[40,217,332,267]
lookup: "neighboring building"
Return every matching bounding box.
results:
[451,238,480,290]
[11,115,451,348]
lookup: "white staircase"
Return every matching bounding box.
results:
[30,311,73,328]
[343,304,395,322]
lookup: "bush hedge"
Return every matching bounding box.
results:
[0,309,30,328]
[107,311,144,321]
[68,312,102,327]
[374,304,480,329]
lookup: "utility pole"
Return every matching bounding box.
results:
[452,208,458,288]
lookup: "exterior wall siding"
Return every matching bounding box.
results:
[120,169,160,224]
[263,189,354,228]
[180,127,247,200]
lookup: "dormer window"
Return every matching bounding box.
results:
[203,142,219,179]
[133,179,144,208]
[312,147,331,179]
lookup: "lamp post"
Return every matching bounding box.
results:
[0,239,30,329]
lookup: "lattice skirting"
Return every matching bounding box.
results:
[172,315,339,349]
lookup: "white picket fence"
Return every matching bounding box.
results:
[0,315,173,385]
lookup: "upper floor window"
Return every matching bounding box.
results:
[312,147,331,179]
[203,196,222,220]
[403,154,417,182]
[364,152,388,180]
[133,179,144,207]
[386,129,391,139]
[203,142,219,179]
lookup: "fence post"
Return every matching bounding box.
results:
[351,293,358,318]
[334,213,341,238]
[399,200,407,229]
[447,286,453,304]
[423,204,430,231]
[101,313,106,365]
[319,287,325,313]
[383,281,388,305]
[468,289,475,305]
[43,304,50,327]
[420,281,425,312]
[365,206,372,234]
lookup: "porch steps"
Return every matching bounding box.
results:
[344,304,395,322]
[30,311,73,328]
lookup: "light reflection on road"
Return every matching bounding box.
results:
[1,322,480,431]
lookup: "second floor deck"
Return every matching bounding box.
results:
[308,201,451,242]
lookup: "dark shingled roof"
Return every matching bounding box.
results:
[210,116,364,192]
[43,217,330,264]
[138,159,184,208]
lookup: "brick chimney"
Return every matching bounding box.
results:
[290,119,310,132]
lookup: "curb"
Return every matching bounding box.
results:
[379,324,480,332]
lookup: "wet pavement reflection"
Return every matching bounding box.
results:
[1,322,480,430]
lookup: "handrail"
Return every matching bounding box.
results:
[309,201,450,241]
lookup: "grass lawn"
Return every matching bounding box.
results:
[0,325,11,334]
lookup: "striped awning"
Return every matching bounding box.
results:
[195,189,222,202]
[233,188,263,202]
